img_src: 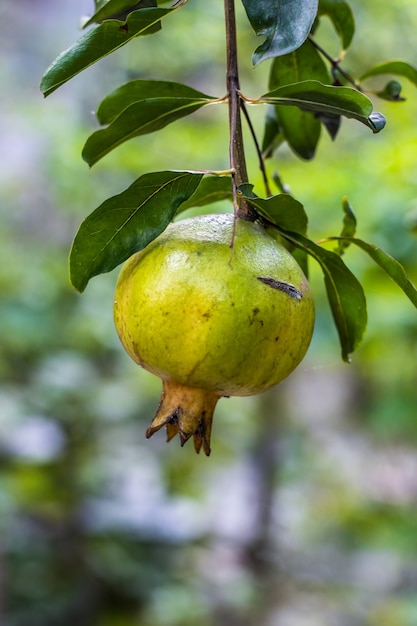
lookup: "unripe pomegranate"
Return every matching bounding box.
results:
[114,213,314,455]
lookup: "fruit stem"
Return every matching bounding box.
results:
[224,0,256,221]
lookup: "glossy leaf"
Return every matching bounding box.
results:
[261,106,284,159]
[82,81,216,166]
[96,80,215,124]
[260,80,386,134]
[40,7,176,96]
[83,0,156,28]
[70,171,203,292]
[318,0,355,49]
[267,40,331,159]
[278,230,367,361]
[315,111,341,140]
[94,0,108,9]
[178,176,233,212]
[242,0,319,65]
[239,185,308,235]
[239,185,309,274]
[324,237,417,308]
[335,196,356,256]
[271,171,291,195]
[360,61,417,87]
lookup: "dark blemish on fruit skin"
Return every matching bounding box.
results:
[257,276,302,300]
[249,307,264,326]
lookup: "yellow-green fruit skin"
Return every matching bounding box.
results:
[114,213,314,397]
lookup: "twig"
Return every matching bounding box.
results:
[308,35,363,91]
[240,98,272,197]
[224,0,256,226]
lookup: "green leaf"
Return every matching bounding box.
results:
[271,171,291,195]
[279,230,367,361]
[242,0,319,65]
[83,0,157,28]
[324,237,417,309]
[374,80,405,102]
[260,80,386,134]
[335,196,357,255]
[239,185,308,235]
[69,170,203,292]
[96,79,216,124]
[178,176,233,212]
[267,40,331,159]
[360,61,417,87]
[315,111,341,140]
[82,80,216,165]
[239,185,309,275]
[261,106,284,159]
[94,0,109,10]
[40,7,176,96]
[318,0,355,49]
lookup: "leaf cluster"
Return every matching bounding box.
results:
[40,0,417,361]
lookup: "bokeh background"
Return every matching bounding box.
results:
[1,1,417,624]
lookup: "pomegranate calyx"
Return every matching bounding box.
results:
[145,379,219,456]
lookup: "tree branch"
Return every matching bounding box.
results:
[224,0,255,221]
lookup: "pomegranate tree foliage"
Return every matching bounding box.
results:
[41,0,417,361]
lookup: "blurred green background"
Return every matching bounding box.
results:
[1,1,417,625]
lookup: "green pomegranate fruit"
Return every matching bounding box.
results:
[114,213,314,455]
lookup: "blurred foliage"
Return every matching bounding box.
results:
[1,0,417,625]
